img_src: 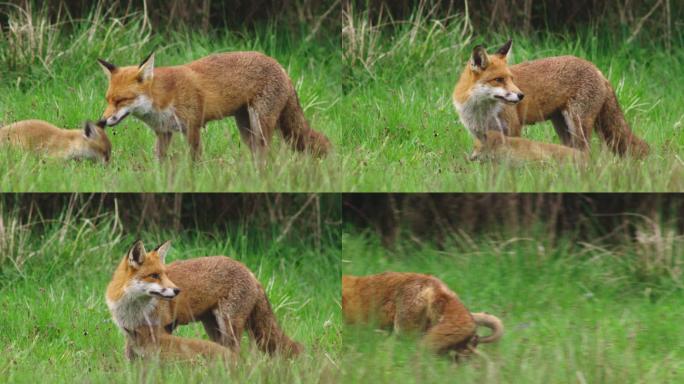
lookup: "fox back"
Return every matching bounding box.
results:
[0,120,111,162]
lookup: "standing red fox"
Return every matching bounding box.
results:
[453,40,649,158]
[106,240,233,362]
[97,52,331,161]
[342,272,503,357]
[106,240,302,360]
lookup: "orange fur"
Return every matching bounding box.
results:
[98,52,331,161]
[0,120,110,162]
[472,130,587,163]
[106,241,233,362]
[342,272,503,356]
[453,40,648,158]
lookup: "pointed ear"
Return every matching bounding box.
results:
[97,58,117,78]
[470,45,490,72]
[127,240,147,269]
[83,121,100,140]
[153,240,172,263]
[137,52,155,82]
[495,39,512,60]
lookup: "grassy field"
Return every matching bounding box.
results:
[0,209,341,383]
[341,232,684,383]
[341,9,684,191]
[0,6,341,192]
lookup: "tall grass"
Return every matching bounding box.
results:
[341,230,684,383]
[0,2,341,192]
[0,201,341,383]
[340,5,684,192]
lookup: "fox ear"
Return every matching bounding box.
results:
[470,45,489,72]
[83,121,100,140]
[97,58,117,78]
[127,240,147,269]
[496,39,513,60]
[153,240,172,263]
[137,52,155,82]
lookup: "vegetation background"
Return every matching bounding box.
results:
[0,0,342,192]
[342,193,684,383]
[0,193,341,383]
[342,0,684,191]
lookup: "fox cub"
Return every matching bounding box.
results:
[342,272,503,358]
[471,130,587,163]
[0,120,111,162]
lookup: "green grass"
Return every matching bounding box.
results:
[340,9,684,191]
[341,232,684,383]
[0,7,342,192]
[0,211,341,383]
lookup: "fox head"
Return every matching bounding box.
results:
[74,121,111,163]
[97,53,156,127]
[456,40,524,106]
[110,240,180,302]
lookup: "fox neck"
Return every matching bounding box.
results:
[132,95,186,134]
[454,87,505,140]
[107,289,160,333]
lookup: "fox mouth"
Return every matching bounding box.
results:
[150,291,176,300]
[105,111,130,127]
[494,95,520,105]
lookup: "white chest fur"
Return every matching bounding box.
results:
[132,96,186,134]
[106,290,159,332]
[453,85,506,140]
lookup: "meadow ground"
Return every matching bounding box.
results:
[341,9,684,191]
[341,232,684,383]
[0,210,341,383]
[0,7,342,192]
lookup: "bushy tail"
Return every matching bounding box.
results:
[279,92,331,157]
[597,86,649,158]
[472,312,503,344]
[246,290,303,358]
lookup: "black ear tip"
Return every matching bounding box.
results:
[96,120,107,129]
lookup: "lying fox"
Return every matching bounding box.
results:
[471,130,587,163]
[342,272,503,357]
[453,40,649,158]
[97,52,331,161]
[0,120,111,162]
[106,240,233,362]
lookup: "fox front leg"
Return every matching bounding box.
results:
[124,338,137,361]
[155,132,173,160]
[185,124,203,161]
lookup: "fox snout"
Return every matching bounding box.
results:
[150,286,180,300]
[495,92,524,104]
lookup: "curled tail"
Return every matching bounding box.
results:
[472,312,503,344]
[279,92,331,157]
[597,86,649,158]
[246,290,303,358]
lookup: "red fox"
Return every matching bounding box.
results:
[97,52,331,161]
[106,240,302,360]
[106,240,233,362]
[0,120,111,162]
[453,40,649,158]
[342,272,503,358]
[471,130,587,163]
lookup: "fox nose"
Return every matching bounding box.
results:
[517,93,525,101]
[173,288,181,295]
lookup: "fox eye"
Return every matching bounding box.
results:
[148,273,160,280]
[494,77,505,83]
